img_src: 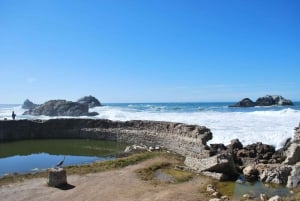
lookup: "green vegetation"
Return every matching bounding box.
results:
[135,155,193,184]
[161,168,193,183]
[135,162,171,181]
[213,181,236,197]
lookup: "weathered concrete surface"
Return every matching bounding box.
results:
[287,162,300,188]
[184,153,238,179]
[0,119,212,159]
[48,168,67,187]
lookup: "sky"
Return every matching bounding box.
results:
[0,0,299,103]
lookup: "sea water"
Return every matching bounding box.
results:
[1,102,300,149]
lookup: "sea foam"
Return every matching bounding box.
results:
[90,106,300,149]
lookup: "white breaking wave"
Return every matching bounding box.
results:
[1,105,300,149]
[89,106,300,149]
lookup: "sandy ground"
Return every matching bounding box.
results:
[0,157,210,201]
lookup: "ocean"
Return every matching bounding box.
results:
[1,102,300,149]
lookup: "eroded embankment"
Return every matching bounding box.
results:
[0,119,212,159]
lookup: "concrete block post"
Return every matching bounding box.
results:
[48,168,67,187]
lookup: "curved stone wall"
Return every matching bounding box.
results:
[0,119,212,159]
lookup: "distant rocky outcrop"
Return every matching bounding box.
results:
[22,99,38,110]
[23,96,101,116]
[77,95,101,108]
[229,95,293,107]
[229,98,255,107]
[256,95,293,106]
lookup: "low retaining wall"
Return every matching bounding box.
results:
[0,119,212,159]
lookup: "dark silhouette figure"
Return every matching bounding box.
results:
[56,156,65,168]
[12,111,16,120]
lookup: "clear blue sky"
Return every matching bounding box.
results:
[0,0,299,103]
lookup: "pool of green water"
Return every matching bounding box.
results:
[0,139,126,177]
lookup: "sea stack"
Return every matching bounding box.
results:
[229,95,293,107]
[23,96,101,116]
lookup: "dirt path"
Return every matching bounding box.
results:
[0,157,210,201]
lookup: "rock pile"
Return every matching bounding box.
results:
[198,123,300,189]
[186,138,287,181]
[22,95,101,116]
[206,184,230,201]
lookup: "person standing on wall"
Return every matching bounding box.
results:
[12,111,16,120]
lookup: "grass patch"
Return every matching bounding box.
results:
[135,153,193,184]
[0,151,160,186]
[135,162,171,181]
[66,151,156,174]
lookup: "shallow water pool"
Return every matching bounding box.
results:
[0,139,126,177]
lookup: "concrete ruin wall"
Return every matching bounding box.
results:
[0,119,212,159]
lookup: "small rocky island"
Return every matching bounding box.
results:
[229,95,294,107]
[22,95,101,116]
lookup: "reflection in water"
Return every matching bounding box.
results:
[0,139,126,177]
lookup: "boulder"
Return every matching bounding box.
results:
[287,162,300,188]
[209,143,227,155]
[227,138,243,150]
[184,153,238,180]
[22,99,38,110]
[232,142,276,166]
[206,184,217,194]
[243,165,259,182]
[229,98,255,107]
[260,193,268,201]
[201,171,230,181]
[283,143,300,165]
[258,164,292,185]
[242,142,275,160]
[77,95,101,108]
[268,195,282,201]
[255,95,293,106]
[23,100,98,116]
[293,124,300,143]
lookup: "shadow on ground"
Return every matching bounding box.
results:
[55,183,75,190]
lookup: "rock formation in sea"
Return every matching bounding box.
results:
[23,96,101,116]
[77,95,102,108]
[229,95,293,107]
[256,95,293,106]
[229,98,255,107]
[22,99,39,110]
